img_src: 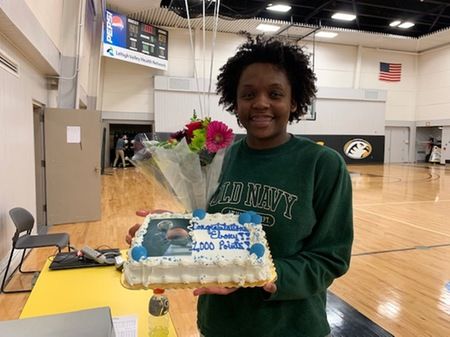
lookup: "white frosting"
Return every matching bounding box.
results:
[123,212,274,287]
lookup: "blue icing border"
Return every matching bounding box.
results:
[238,212,252,224]
[239,211,262,225]
[249,243,265,258]
[131,245,148,261]
[193,208,206,220]
[251,213,262,224]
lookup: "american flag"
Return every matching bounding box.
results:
[379,62,402,82]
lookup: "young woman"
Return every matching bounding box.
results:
[128,36,353,337]
[193,36,353,337]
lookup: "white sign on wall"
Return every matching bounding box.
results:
[103,44,168,70]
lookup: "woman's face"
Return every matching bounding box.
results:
[236,62,297,150]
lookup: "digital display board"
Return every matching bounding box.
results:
[103,9,168,70]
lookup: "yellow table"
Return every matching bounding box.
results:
[20,255,177,337]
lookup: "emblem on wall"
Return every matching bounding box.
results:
[343,139,373,159]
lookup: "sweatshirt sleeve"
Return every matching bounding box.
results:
[267,149,353,301]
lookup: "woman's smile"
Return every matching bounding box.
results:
[249,114,273,127]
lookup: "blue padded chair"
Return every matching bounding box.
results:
[1,207,70,293]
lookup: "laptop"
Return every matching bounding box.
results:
[0,307,116,337]
[49,248,121,270]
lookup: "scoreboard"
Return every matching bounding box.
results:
[103,9,168,70]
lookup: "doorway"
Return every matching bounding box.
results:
[33,103,47,232]
[107,123,153,168]
[416,126,442,162]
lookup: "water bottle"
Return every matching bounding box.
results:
[148,288,170,337]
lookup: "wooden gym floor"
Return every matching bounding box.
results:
[0,164,449,336]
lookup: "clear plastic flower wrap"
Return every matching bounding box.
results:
[131,114,234,211]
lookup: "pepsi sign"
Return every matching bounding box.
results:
[104,10,127,48]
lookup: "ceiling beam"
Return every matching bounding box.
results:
[340,0,450,20]
[303,0,334,23]
[352,0,360,29]
[428,5,448,32]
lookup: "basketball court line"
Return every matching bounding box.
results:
[354,207,450,238]
[401,163,450,171]
[354,199,450,206]
[350,171,440,183]
[351,243,450,257]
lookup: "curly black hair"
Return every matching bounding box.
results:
[216,35,317,123]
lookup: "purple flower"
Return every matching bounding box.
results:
[170,130,186,141]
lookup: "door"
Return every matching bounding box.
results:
[385,127,410,163]
[45,108,101,225]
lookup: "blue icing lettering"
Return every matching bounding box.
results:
[238,232,250,240]
[219,239,246,250]
[208,229,249,241]
[192,241,215,252]
[194,222,248,232]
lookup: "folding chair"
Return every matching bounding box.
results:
[1,207,70,293]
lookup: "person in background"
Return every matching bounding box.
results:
[425,137,435,162]
[113,134,127,169]
[127,35,353,337]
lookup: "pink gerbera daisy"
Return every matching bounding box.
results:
[205,121,233,153]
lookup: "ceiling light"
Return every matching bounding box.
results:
[386,34,410,39]
[331,12,356,21]
[390,20,401,27]
[398,21,415,29]
[316,31,338,38]
[256,23,280,32]
[266,4,292,13]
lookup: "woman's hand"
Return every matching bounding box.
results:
[126,223,142,245]
[262,282,277,294]
[193,282,277,296]
[136,209,170,217]
[135,209,150,217]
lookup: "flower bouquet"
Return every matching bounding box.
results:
[132,112,234,211]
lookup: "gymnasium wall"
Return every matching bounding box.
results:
[359,47,417,122]
[78,0,104,109]
[100,29,419,125]
[0,0,103,283]
[305,43,417,123]
[153,76,386,163]
[102,29,398,163]
[417,46,450,122]
[0,34,48,276]
[24,0,64,51]
[101,30,243,117]
[0,0,65,279]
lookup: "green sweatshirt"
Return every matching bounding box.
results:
[198,135,353,337]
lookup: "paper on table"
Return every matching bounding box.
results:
[112,315,137,337]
